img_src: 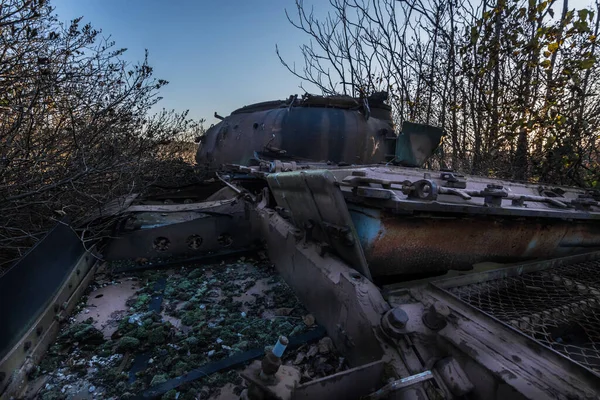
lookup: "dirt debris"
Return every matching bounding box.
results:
[33,256,346,399]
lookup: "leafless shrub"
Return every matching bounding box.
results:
[280,0,600,185]
[0,0,202,269]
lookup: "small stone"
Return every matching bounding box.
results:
[128,314,143,325]
[303,314,315,327]
[307,345,318,358]
[318,337,333,354]
[216,338,223,344]
[84,309,90,314]
[89,385,96,393]
[293,352,306,365]
[150,374,168,387]
[275,308,293,316]
[240,312,247,318]
[207,350,215,357]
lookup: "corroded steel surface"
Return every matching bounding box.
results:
[350,205,600,276]
[197,100,395,170]
[232,163,600,277]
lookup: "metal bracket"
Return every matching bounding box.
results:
[482,184,508,207]
[267,170,373,280]
[440,171,467,189]
[408,180,439,201]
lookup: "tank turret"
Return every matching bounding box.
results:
[196,93,444,170]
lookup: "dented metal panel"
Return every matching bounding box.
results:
[267,170,372,280]
[251,204,389,367]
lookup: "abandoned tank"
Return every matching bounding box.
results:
[196,92,600,279]
[3,93,600,399]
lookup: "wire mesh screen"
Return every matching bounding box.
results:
[445,260,600,374]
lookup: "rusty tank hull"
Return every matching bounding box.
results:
[220,163,600,279]
[335,166,600,277]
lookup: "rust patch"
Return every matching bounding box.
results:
[361,212,600,276]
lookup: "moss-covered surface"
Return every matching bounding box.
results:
[34,256,345,399]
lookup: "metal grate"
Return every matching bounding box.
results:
[446,260,600,373]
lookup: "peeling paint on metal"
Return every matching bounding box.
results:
[350,208,600,277]
[349,206,386,250]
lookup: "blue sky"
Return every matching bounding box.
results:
[52,0,320,125]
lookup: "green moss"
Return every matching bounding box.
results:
[116,336,140,352]
[133,326,148,340]
[181,309,205,326]
[149,327,166,344]
[162,389,178,400]
[180,388,198,400]
[150,373,168,387]
[188,269,204,279]
[185,336,199,347]
[96,367,120,383]
[41,389,63,400]
[134,293,151,309]
[174,360,188,375]
[177,280,193,292]
[60,323,104,345]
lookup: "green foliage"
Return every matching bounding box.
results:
[116,336,141,352]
